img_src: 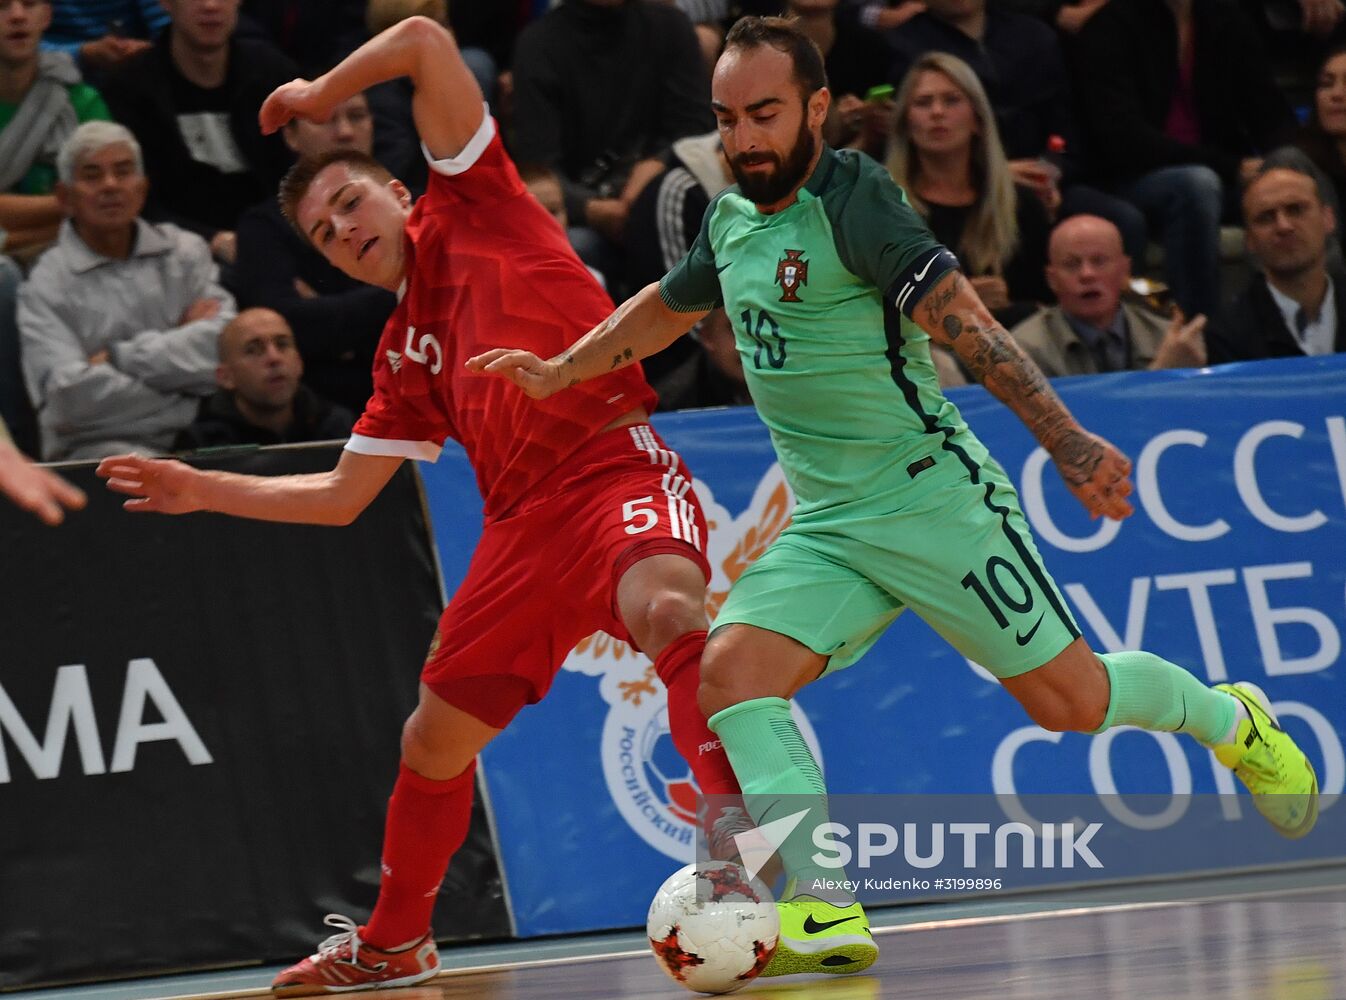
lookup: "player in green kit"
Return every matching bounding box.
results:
[471,15,1319,979]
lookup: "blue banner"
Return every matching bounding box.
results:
[418,355,1346,937]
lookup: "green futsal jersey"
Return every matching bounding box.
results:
[660,145,988,519]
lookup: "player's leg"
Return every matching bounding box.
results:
[697,535,896,976]
[616,552,740,799]
[272,684,506,996]
[1001,639,1318,838]
[903,464,1317,839]
[274,514,564,996]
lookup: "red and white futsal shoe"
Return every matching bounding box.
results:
[272,914,440,996]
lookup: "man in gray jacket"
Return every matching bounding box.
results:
[18,121,232,460]
[1011,214,1207,378]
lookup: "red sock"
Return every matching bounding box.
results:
[655,630,740,796]
[363,760,476,950]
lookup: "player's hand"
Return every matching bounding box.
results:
[96,455,206,515]
[259,78,331,135]
[465,349,566,400]
[1049,428,1134,521]
[0,441,86,526]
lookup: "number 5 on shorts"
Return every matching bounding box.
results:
[623,496,658,535]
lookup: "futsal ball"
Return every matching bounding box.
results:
[647,861,779,994]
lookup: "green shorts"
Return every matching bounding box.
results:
[711,459,1080,679]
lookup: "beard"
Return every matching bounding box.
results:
[730,117,817,207]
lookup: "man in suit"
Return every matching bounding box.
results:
[1208,149,1344,363]
[1011,214,1207,376]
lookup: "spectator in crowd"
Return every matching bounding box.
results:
[2,0,111,264]
[100,0,296,269]
[40,0,168,80]
[787,0,894,156]
[234,91,394,414]
[18,122,231,460]
[237,0,366,79]
[175,308,353,451]
[511,0,714,279]
[887,52,1052,329]
[883,0,1147,262]
[1208,150,1344,362]
[1011,214,1207,376]
[1069,0,1300,320]
[1299,44,1346,216]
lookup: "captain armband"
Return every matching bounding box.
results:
[890,248,960,320]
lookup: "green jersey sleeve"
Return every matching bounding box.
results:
[831,157,960,318]
[658,191,728,314]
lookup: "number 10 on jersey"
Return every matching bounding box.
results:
[739,309,787,371]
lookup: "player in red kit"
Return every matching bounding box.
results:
[96,16,739,996]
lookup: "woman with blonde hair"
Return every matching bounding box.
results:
[887,51,1050,328]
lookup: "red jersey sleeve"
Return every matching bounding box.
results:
[419,108,525,209]
[346,307,448,463]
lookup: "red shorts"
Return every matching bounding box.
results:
[423,423,711,729]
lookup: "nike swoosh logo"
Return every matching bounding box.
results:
[802,914,861,934]
[913,251,940,283]
[716,262,732,273]
[1015,613,1045,647]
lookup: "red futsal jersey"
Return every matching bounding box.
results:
[346,113,656,519]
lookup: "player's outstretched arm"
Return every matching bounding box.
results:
[260,16,482,162]
[916,271,1134,521]
[0,438,86,526]
[465,282,708,400]
[96,449,404,526]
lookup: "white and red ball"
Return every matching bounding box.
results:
[647,861,779,995]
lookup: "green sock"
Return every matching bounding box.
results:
[1093,651,1238,746]
[708,696,851,903]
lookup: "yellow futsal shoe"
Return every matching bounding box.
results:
[761,895,878,977]
[1213,682,1318,839]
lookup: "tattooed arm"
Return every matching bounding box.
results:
[464,282,708,399]
[916,271,1134,520]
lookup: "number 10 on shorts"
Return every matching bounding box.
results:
[623,494,702,549]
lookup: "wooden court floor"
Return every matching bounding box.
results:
[238,885,1346,1000]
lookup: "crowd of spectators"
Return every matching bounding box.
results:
[1,0,1342,463]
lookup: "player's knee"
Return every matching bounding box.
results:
[696,650,753,720]
[634,588,706,656]
[401,709,471,774]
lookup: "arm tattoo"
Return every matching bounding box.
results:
[1049,427,1105,488]
[923,273,963,328]
[608,346,634,370]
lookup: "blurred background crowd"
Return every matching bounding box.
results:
[0,0,1341,465]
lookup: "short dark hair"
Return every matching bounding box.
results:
[278,149,394,240]
[1244,146,1335,209]
[723,16,828,100]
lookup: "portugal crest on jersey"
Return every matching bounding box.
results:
[775,249,808,303]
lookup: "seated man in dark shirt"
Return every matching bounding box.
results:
[1208,149,1345,363]
[233,90,395,413]
[100,0,297,267]
[175,307,352,451]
